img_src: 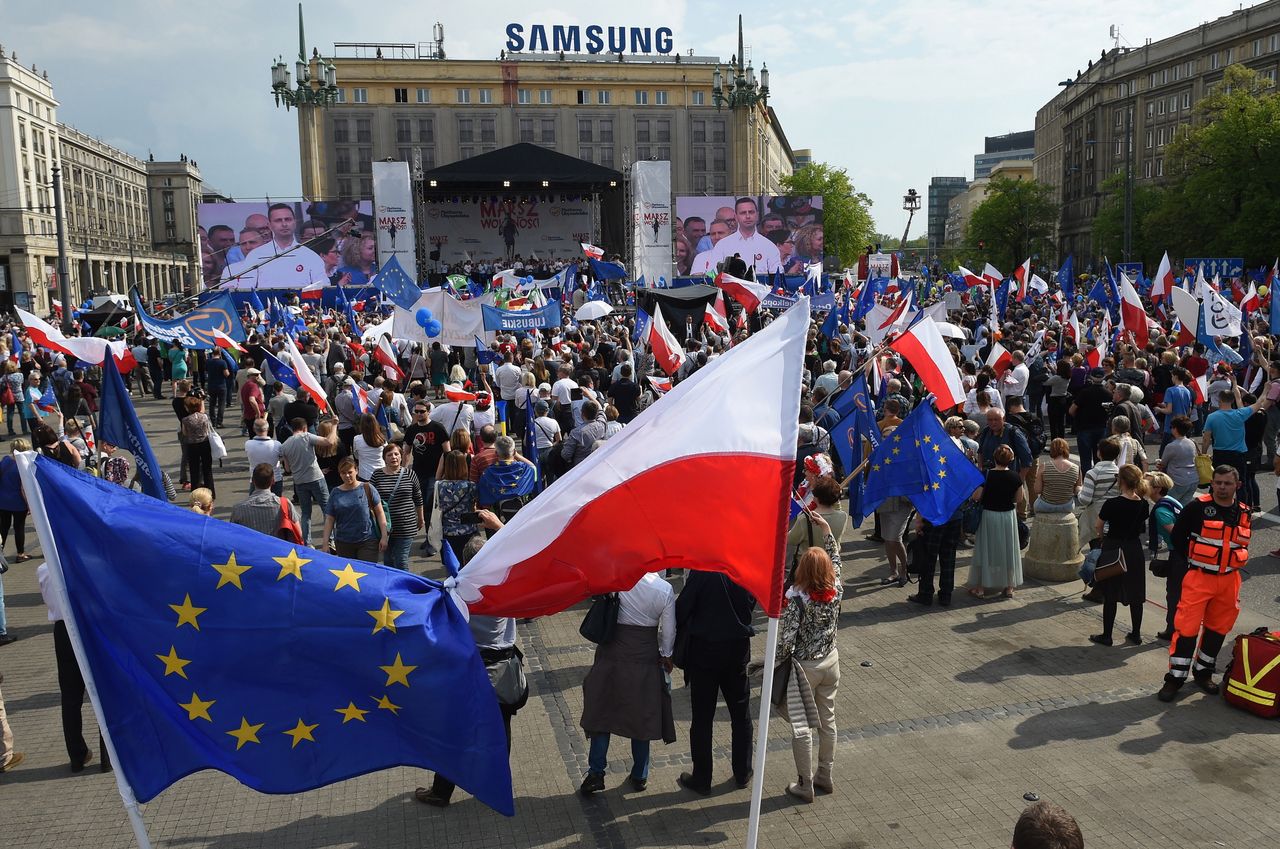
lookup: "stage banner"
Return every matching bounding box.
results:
[131,289,246,350]
[632,161,672,288]
[481,301,563,332]
[424,198,593,264]
[372,161,418,279]
[392,289,496,347]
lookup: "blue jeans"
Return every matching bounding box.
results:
[1077,428,1105,476]
[293,479,330,547]
[383,536,413,570]
[587,733,650,780]
[1033,497,1074,514]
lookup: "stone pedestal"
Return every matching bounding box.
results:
[1023,511,1085,582]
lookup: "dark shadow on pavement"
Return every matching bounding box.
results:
[957,643,1139,685]
[1008,694,1165,750]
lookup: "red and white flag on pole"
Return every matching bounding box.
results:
[282,335,328,412]
[1066,310,1081,344]
[1191,372,1209,406]
[703,302,729,335]
[982,263,1004,287]
[212,328,245,353]
[1152,251,1175,303]
[888,317,966,411]
[1013,258,1032,300]
[1241,281,1260,313]
[877,287,914,331]
[648,303,686,376]
[580,243,604,260]
[985,341,1013,378]
[17,308,133,371]
[714,272,771,313]
[957,265,987,289]
[647,375,672,394]
[1117,272,1149,349]
[448,298,809,619]
[373,335,404,382]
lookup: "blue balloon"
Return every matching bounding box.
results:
[424,319,442,337]
[415,307,433,328]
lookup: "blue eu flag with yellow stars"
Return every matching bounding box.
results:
[827,375,880,527]
[371,254,423,311]
[861,401,984,525]
[26,455,514,813]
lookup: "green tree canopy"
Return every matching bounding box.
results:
[1091,173,1165,263]
[966,176,1058,272]
[778,163,876,268]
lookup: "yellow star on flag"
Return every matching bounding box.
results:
[914,439,921,447]
[894,434,901,442]
[273,549,312,582]
[283,718,318,748]
[170,594,207,630]
[932,444,941,452]
[330,563,367,592]
[939,456,947,465]
[932,482,941,490]
[379,653,418,687]
[336,702,369,723]
[226,717,264,750]
[923,435,932,443]
[367,598,405,634]
[211,552,252,590]
[178,692,215,722]
[872,464,881,472]
[892,447,900,455]
[938,470,947,478]
[374,694,402,715]
[156,645,192,678]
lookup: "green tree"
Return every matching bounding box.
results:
[1142,64,1280,263]
[966,176,1058,272]
[778,163,876,268]
[1091,173,1165,264]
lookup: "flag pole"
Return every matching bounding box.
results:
[744,615,780,849]
[14,452,154,849]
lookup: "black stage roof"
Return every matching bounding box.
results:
[421,143,623,188]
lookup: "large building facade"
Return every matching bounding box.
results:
[0,47,204,312]
[1035,0,1280,263]
[294,35,796,212]
[974,131,1034,180]
[927,176,968,252]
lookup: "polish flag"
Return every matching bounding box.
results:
[1174,318,1195,346]
[17,308,131,370]
[212,328,245,353]
[1266,258,1278,291]
[877,288,914,331]
[647,375,672,395]
[447,298,808,619]
[282,334,328,411]
[373,335,404,382]
[1152,251,1175,304]
[1066,311,1081,344]
[982,263,1004,287]
[1241,282,1260,313]
[444,384,478,402]
[714,272,771,313]
[1086,318,1110,368]
[1191,372,1209,406]
[703,303,729,335]
[888,317,965,411]
[1117,272,1149,349]
[1013,258,1032,300]
[647,304,686,377]
[580,243,605,260]
[957,265,987,288]
[300,281,326,300]
[985,341,1013,377]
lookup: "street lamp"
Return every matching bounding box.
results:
[1059,78,1133,263]
[901,189,921,247]
[712,16,769,110]
[270,4,339,110]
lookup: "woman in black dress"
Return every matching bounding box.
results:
[1090,464,1150,646]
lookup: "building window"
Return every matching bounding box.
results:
[577,89,590,105]
[418,118,434,142]
[712,148,726,170]
[540,119,556,143]
[579,147,594,163]
[458,118,474,142]
[596,90,611,105]
[711,120,726,143]
[480,118,495,142]
[420,148,436,169]
[520,118,535,143]
[353,88,368,103]
[417,88,431,103]
[333,119,349,143]
[693,90,706,106]
[338,179,352,197]
[336,149,352,173]
[655,90,668,105]
[1169,95,1178,112]
[656,146,670,161]
[599,147,614,168]
[1156,158,1164,177]
[1161,69,1168,85]
[394,88,408,103]
[692,120,705,143]
[479,89,493,104]
[713,175,727,193]
[356,119,371,143]
[635,90,649,105]
[1145,130,1153,149]
[1210,53,1220,71]
[539,89,553,104]
[694,174,707,193]
[518,89,531,104]
[1182,91,1191,109]
[599,119,613,143]
[457,88,471,104]
[396,119,412,143]
[360,178,372,196]
[397,147,411,162]
[693,148,707,171]
[459,146,474,159]
[636,119,650,143]
[1146,102,1154,118]
[357,147,372,174]
[1267,69,1278,83]
[636,146,650,160]
[1272,34,1279,52]
[1144,160,1153,178]
[656,119,671,143]
[579,119,592,143]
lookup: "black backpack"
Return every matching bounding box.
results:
[1009,414,1046,458]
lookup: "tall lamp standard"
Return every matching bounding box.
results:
[1060,77,1133,263]
[269,4,339,110]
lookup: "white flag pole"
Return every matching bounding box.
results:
[15,453,154,849]
[744,615,780,849]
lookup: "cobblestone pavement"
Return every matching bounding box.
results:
[1,394,1278,848]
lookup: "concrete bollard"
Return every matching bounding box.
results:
[1023,511,1085,582]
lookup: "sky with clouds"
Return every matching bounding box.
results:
[1,0,1256,237]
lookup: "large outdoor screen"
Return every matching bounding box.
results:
[673,195,823,277]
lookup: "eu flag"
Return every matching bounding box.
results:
[24,455,513,813]
[475,460,538,507]
[261,349,301,391]
[97,355,167,501]
[475,336,501,366]
[372,255,423,311]
[588,258,627,280]
[1057,255,1074,301]
[861,401,983,525]
[827,374,881,525]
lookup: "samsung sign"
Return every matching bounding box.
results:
[505,24,674,55]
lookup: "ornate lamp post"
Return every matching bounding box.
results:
[269,4,339,110]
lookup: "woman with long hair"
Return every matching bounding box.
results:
[370,442,424,569]
[314,419,349,491]
[180,395,215,496]
[1089,464,1150,646]
[450,428,473,460]
[188,488,215,516]
[352,412,387,480]
[967,444,1025,599]
[0,439,31,561]
[337,233,379,285]
[432,449,479,555]
[322,456,388,561]
[2,360,25,436]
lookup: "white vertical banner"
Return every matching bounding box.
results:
[632,160,672,286]
[371,161,418,279]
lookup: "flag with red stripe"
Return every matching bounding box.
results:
[887,317,965,411]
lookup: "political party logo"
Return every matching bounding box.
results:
[853,390,869,413]
[131,290,246,351]
[427,207,441,219]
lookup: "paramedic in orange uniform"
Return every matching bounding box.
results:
[1160,466,1250,703]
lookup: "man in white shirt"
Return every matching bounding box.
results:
[244,418,284,495]
[550,363,579,429]
[243,203,328,288]
[494,352,524,402]
[688,219,732,275]
[430,397,475,435]
[708,197,781,275]
[1002,350,1031,409]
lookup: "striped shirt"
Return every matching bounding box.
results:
[1039,460,1079,505]
[370,468,423,539]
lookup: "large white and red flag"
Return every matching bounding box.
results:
[647,303,686,376]
[580,242,605,260]
[1117,272,1149,349]
[449,299,810,619]
[957,265,987,289]
[1066,310,1081,345]
[982,263,1004,287]
[714,271,771,313]
[1240,281,1260,313]
[877,287,914,332]
[373,335,404,382]
[212,328,245,353]
[1152,251,1175,304]
[17,308,134,371]
[703,302,729,335]
[1013,258,1032,300]
[985,341,1013,378]
[888,316,966,411]
[282,335,328,411]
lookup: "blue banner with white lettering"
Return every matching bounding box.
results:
[131,288,246,351]
[481,301,563,332]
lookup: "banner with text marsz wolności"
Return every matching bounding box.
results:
[131,289,248,350]
[481,300,563,332]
